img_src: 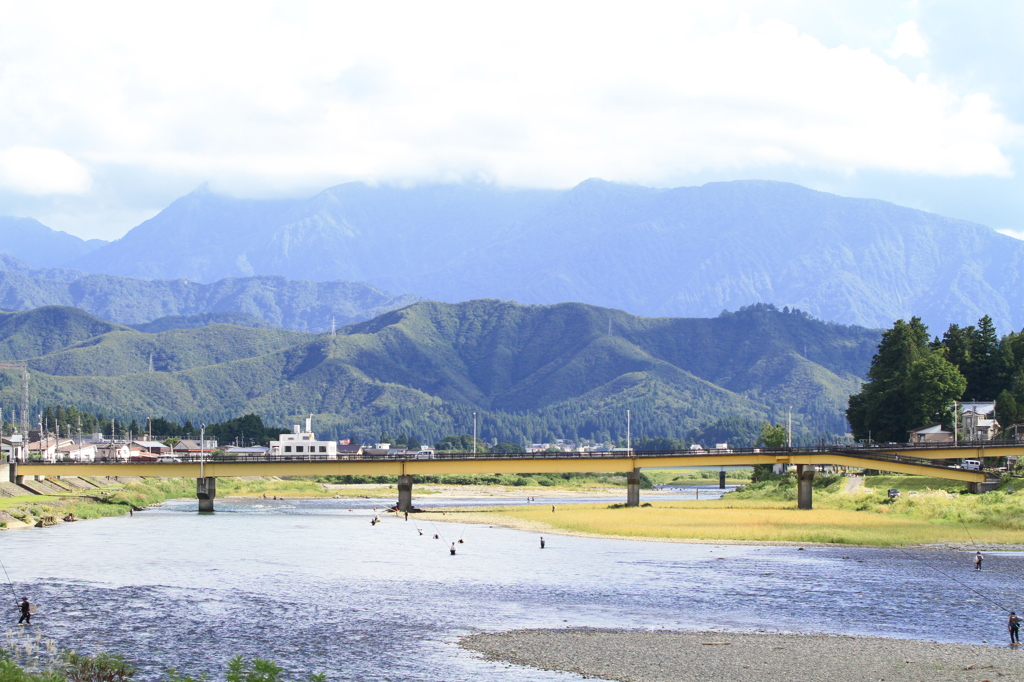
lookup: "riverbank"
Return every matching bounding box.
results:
[461,629,1024,681]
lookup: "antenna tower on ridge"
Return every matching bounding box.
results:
[331,317,336,337]
[149,353,154,372]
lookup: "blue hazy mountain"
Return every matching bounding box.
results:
[0,217,107,268]
[0,265,419,332]
[15,179,1024,331]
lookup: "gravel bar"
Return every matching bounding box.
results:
[461,629,1024,681]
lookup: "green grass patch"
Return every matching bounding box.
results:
[0,495,59,510]
[864,475,968,493]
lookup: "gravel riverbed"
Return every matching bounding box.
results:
[461,629,1024,681]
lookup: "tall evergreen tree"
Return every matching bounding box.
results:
[847,318,966,442]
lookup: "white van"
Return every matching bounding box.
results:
[962,459,982,471]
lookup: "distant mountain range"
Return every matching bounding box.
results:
[0,301,879,446]
[0,217,106,268]
[2,179,1020,332]
[0,258,418,332]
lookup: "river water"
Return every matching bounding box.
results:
[1,496,1022,681]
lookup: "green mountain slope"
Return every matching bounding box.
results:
[0,306,128,362]
[0,301,878,445]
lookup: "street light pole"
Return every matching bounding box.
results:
[627,409,631,454]
[473,412,477,454]
[200,423,206,479]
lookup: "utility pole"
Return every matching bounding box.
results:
[472,412,477,454]
[20,369,29,437]
[787,406,792,448]
[953,401,958,445]
[627,409,631,453]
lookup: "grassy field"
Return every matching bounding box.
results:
[421,473,1024,547]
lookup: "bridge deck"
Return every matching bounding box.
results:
[15,443,1010,483]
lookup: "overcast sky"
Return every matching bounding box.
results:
[0,1,1021,241]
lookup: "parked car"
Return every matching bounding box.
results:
[887,488,901,499]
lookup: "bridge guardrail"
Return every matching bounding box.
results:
[18,441,1015,472]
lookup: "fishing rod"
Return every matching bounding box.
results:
[893,545,1012,613]
[0,556,18,604]
[957,513,980,549]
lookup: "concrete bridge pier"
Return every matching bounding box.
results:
[197,477,216,512]
[796,464,815,510]
[719,470,726,489]
[397,475,413,512]
[626,469,641,507]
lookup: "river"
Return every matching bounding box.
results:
[1,496,1020,680]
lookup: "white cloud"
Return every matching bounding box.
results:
[888,20,929,59]
[0,2,1016,206]
[997,228,1024,242]
[0,146,91,195]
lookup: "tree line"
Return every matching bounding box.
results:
[847,315,1024,443]
[3,405,284,447]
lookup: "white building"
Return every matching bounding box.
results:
[269,416,337,459]
[56,441,97,461]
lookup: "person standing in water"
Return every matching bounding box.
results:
[17,598,30,625]
[1010,612,1021,645]
[974,552,983,571]
[540,537,545,549]
[450,543,456,555]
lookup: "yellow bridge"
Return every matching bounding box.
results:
[11,442,1020,511]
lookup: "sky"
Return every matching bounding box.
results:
[0,1,1022,241]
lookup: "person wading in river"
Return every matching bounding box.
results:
[17,598,30,625]
[450,543,456,556]
[974,551,983,571]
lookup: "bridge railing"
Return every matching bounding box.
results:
[21,441,1013,472]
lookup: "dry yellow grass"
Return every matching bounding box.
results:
[424,500,1024,546]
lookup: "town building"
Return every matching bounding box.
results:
[909,423,955,443]
[56,441,97,461]
[268,417,337,458]
[961,402,999,441]
[96,442,131,461]
[132,440,172,455]
[1,435,26,462]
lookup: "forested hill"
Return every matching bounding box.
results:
[0,301,879,446]
[47,179,1024,331]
